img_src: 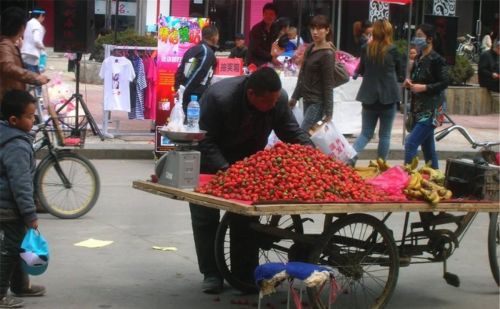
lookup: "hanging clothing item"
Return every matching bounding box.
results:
[143,56,158,120]
[128,55,147,120]
[99,56,136,112]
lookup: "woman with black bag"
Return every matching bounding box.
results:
[404,23,449,169]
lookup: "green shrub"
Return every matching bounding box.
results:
[93,29,157,62]
[394,39,408,55]
[448,55,475,85]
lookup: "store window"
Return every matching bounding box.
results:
[95,0,137,36]
[274,0,333,44]
[190,0,243,51]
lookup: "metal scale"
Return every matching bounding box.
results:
[155,130,206,189]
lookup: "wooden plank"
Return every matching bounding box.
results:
[133,180,500,215]
[133,181,259,216]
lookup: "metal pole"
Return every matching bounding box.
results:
[297,0,303,48]
[113,1,120,45]
[336,0,342,49]
[402,1,413,145]
[476,0,483,37]
[105,0,112,29]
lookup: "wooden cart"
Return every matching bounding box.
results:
[133,180,500,309]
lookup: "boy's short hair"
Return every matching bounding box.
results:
[1,90,36,120]
[1,7,28,37]
[263,3,278,15]
[247,67,282,96]
[288,27,298,34]
[202,26,219,41]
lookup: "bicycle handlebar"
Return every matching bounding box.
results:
[435,125,500,149]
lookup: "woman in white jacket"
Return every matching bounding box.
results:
[21,7,46,94]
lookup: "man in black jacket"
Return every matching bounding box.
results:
[247,3,281,67]
[190,68,313,294]
[228,33,247,66]
[479,40,500,93]
[175,26,219,113]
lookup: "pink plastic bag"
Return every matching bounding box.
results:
[366,166,410,199]
[335,50,360,77]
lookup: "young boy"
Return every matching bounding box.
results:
[0,90,46,308]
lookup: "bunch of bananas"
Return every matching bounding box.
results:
[354,158,390,179]
[403,162,452,205]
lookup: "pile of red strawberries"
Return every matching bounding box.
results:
[195,143,393,203]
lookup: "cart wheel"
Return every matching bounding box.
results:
[488,212,500,286]
[215,213,304,293]
[307,214,399,309]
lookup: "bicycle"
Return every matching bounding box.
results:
[33,95,101,219]
[457,34,481,64]
[435,114,499,286]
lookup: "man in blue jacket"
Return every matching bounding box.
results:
[175,25,219,114]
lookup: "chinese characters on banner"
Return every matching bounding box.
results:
[155,16,210,153]
[215,58,243,76]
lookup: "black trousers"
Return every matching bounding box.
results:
[189,203,259,282]
[0,221,30,297]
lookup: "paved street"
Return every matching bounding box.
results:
[24,160,499,309]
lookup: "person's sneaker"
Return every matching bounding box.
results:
[11,285,46,297]
[202,276,223,294]
[0,296,23,308]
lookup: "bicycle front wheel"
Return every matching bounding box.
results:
[35,152,100,219]
[488,212,500,286]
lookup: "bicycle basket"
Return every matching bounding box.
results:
[49,115,88,148]
[462,44,473,53]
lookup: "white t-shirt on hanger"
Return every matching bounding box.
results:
[99,56,136,112]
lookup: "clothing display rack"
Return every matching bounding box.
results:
[101,44,157,138]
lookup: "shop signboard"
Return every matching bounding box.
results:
[215,58,243,76]
[155,16,210,153]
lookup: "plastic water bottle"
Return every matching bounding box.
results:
[187,95,200,132]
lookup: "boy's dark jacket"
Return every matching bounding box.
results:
[0,120,37,222]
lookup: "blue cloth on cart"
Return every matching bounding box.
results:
[254,262,334,289]
[285,262,333,281]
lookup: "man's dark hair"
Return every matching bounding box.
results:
[1,90,36,120]
[263,3,278,15]
[247,67,282,96]
[0,7,28,37]
[31,7,46,19]
[202,25,219,41]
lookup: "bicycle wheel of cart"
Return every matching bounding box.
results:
[307,214,399,309]
[35,152,100,219]
[215,213,304,293]
[488,212,500,286]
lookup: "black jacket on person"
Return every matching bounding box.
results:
[247,21,278,67]
[174,41,217,109]
[478,49,499,92]
[356,44,403,105]
[196,76,314,174]
[229,46,248,66]
[410,50,449,110]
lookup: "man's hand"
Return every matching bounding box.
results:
[288,98,297,108]
[493,73,499,80]
[272,57,282,67]
[410,83,426,93]
[36,75,50,85]
[323,116,332,123]
[26,219,38,230]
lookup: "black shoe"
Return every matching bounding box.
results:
[202,276,223,294]
[11,284,46,297]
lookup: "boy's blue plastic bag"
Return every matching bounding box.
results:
[20,229,50,276]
